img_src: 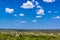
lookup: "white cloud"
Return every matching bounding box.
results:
[5,8,14,13]
[48,11,58,13]
[19,13,24,16]
[36,16,42,18]
[53,16,60,19]
[43,0,55,3]
[48,11,52,13]
[36,5,42,8]
[35,1,39,5]
[32,20,37,22]
[37,9,44,15]
[32,0,35,2]
[20,21,27,23]
[14,14,17,16]
[21,1,35,9]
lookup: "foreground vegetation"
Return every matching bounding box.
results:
[0,30,60,40]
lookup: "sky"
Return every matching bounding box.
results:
[0,0,60,29]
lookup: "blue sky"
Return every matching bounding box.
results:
[0,0,60,29]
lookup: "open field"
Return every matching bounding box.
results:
[0,29,60,40]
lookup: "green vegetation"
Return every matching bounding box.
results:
[0,30,60,40]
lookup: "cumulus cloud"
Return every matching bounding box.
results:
[5,8,14,13]
[37,9,44,15]
[43,0,55,3]
[53,16,60,19]
[34,1,45,15]
[32,20,37,22]
[36,5,42,8]
[32,0,35,2]
[20,21,27,23]
[36,16,42,18]
[14,14,17,16]
[21,1,35,9]
[48,11,52,13]
[19,13,24,16]
[35,1,39,5]
[20,0,45,18]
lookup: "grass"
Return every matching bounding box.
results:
[0,30,60,40]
